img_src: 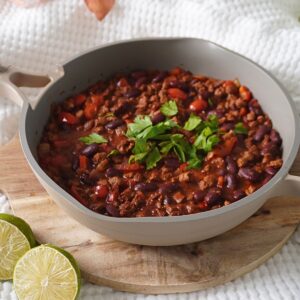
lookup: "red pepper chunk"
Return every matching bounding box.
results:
[189,97,208,112]
[239,86,251,101]
[167,88,187,100]
[95,185,109,198]
[58,112,78,125]
[79,155,89,171]
[84,94,103,120]
[74,94,86,106]
[212,136,237,157]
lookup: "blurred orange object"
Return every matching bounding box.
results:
[85,0,115,21]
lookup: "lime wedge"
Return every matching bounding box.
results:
[0,213,36,280]
[13,244,81,300]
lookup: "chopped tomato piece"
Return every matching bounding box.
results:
[239,107,247,116]
[84,103,98,120]
[95,185,109,198]
[179,162,188,172]
[79,155,89,170]
[74,94,86,106]
[117,78,129,87]
[239,86,251,101]
[170,67,183,76]
[58,112,78,125]
[212,136,237,157]
[189,97,208,112]
[91,94,103,105]
[116,163,144,172]
[167,88,187,100]
[223,80,235,87]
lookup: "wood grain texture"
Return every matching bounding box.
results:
[0,136,300,294]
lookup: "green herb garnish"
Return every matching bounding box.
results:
[183,114,202,131]
[79,133,107,145]
[160,100,178,117]
[208,98,214,107]
[125,107,220,170]
[234,122,248,135]
[126,115,152,138]
[107,149,120,158]
[145,147,161,170]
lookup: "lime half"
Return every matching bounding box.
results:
[13,244,81,300]
[0,213,36,280]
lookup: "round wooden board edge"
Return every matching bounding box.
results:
[81,227,296,294]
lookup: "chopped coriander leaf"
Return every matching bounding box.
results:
[129,152,149,163]
[234,122,248,135]
[194,127,220,152]
[146,147,161,170]
[208,98,214,107]
[204,114,219,132]
[107,149,119,158]
[138,119,178,140]
[132,138,149,154]
[205,135,220,152]
[79,133,107,145]
[160,100,178,117]
[183,114,202,131]
[126,115,152,138]
[187,157,203,169]
[159,140,174,154]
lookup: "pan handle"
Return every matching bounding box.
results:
[270,174,300,198]
[0,65,63,107]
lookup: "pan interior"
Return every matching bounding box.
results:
[23,39,297,171]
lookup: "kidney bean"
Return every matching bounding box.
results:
[151,112,165,124]
[124,89,141,98]
[226,174,237,189]
[105,203,120,217]
[221,122,235,131]
[253,125,270,142]
[105,119,123,130]
[226,157,238,174]
[261,142,279,156]
[95,185,109,198]
[163,196,173,205]
[168,81,189,92]
[105,167,122,177]
[233,190,246,201]
[72,156,79,171]
[134,182,158,192]
[115,103,135,117]
[193,190,207,202]
[79,173,94,186]
[135,76,148,88]
[238,167,260,182]
[248,99,263,115]
[270,129,282,145]
[81,143,98,157]
[159,182,179,195]
[265,166,278,176]
[164,157,180,169]
[152,71,167,83]
[204,188,222,207]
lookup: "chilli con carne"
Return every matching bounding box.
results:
[37,67,283,217]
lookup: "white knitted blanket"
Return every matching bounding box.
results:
[1,0,300,299]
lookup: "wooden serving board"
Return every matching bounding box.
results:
[1,136,300,294]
